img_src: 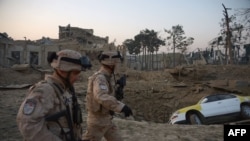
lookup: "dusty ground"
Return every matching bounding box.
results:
[0,64,249,141]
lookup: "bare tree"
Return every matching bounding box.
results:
[164,25,194,67]
[222,3,233,64]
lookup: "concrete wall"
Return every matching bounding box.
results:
[0,43,12,67]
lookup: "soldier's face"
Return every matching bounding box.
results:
[69,70,81,84]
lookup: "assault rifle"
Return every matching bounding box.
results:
[69,85,83,126]
[115,74,126,101]
[110,74,127,116]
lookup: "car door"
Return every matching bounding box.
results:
[200,94,230,117]
[220,94,241,114]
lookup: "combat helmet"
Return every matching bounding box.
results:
[48,49,91,71]
[98,51,123,66]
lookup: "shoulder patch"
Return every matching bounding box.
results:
[99,84,107,90]
[23,99,36,115]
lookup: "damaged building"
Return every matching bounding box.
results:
[0,24,110,68]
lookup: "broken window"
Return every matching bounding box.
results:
[30,51,39,65]
[11,51,20,64]
[88,41,93,45]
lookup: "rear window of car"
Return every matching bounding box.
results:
[219,94,236,100]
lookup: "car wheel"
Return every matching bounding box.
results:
[189,113,202,125]
[241,104,250,119]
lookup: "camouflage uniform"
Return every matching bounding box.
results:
[16,49,91,141]
[82,51,132,141]
[16,75,82,141]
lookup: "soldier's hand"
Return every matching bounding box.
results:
[121,105,133,117]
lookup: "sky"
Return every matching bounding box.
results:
[0,0,249,53]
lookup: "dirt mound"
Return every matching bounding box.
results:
[0,67,42,86]
[0,64,249,140]
[122,65,250,123]
[1,65,249,123]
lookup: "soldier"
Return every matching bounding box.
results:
[82,51,133,141]
[16,49,91,141]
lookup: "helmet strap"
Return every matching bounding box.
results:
[65,71,72,88]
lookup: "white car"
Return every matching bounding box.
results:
[169,93,250,124]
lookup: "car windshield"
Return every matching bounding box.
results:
[200,98,208,103]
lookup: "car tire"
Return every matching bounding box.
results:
[241,104,250,119]
[189,113,203,125]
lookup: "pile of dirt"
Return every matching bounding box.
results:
[0,67,42,86]
[0,64,249,141]
[1,64,250,123]
[122,65,250,123]
[0,87,224,141]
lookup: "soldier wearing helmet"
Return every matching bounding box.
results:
[82,51,133,141]
[17,49,91,141]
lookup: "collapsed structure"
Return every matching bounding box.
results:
[0,24,119,69]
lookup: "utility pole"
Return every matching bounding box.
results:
[222,3,233,65]
[23,36,27,64]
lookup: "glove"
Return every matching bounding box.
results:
[121,105,133,117]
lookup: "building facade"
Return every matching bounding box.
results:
[0,25,109,68]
